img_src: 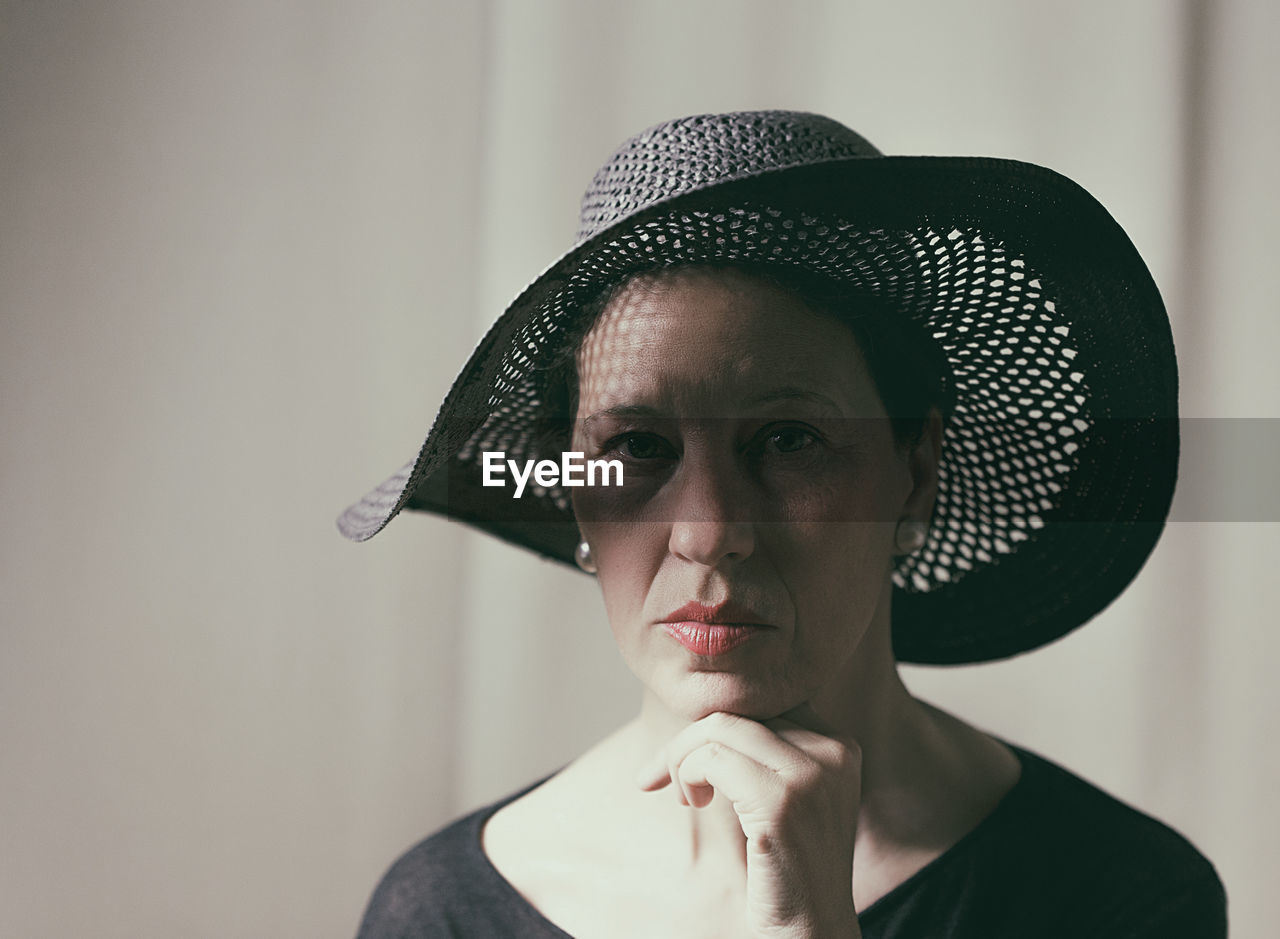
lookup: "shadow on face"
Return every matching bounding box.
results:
[565,265,941,719]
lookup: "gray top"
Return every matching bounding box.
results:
[355,745,1225,938]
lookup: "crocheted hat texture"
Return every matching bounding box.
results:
[338,111,1178,665]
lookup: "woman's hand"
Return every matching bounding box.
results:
[636,707,863,938]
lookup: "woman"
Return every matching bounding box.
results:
[341,112,1225,937]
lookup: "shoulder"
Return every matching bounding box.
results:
[1005,747,1217,870]
[354,808,489,939]
[355,780,560,939]
[992,746,1226,936]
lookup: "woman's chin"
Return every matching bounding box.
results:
[656,671,796,723]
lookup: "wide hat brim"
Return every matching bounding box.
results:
[339,153,1177,666]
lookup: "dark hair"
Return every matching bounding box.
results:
[535,262,954,452]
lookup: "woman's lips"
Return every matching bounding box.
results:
[660,601,772,656]
[663,621,764,655]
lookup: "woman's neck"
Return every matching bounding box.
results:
[499,614,1019,917]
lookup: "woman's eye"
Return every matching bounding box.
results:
[612,433,673,460]
[767,427,816,454]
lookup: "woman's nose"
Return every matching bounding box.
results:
[667,459,756,567]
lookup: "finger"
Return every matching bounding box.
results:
[675,740,779,809]
[766,706,862,772]
[760,725,853,776]
[639,712,812,808]
[659,712,807,779]
[634,760,691,806]
[635,756,673,791]
[637,712,787,793]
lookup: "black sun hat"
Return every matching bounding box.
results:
[338,110,1178,666]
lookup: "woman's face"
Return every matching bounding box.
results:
[570,267,936,721]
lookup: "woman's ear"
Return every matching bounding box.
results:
[900,408,944,525]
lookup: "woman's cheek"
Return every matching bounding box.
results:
[763,455,864,524]
[569,466,667,524]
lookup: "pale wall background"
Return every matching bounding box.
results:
[2,1,1276,936]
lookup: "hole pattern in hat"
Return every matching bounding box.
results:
[577,112,881,243]
[454,204,1090,594]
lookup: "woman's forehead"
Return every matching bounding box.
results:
[574,266,885,418]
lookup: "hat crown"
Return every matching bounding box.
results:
[577,110,882,242]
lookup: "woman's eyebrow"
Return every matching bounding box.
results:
[581,404,665,425]
[746,387,844,412]
[582,391,844,424]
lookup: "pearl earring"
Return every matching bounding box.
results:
[895,520,928,554]
[574,540,598,573]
